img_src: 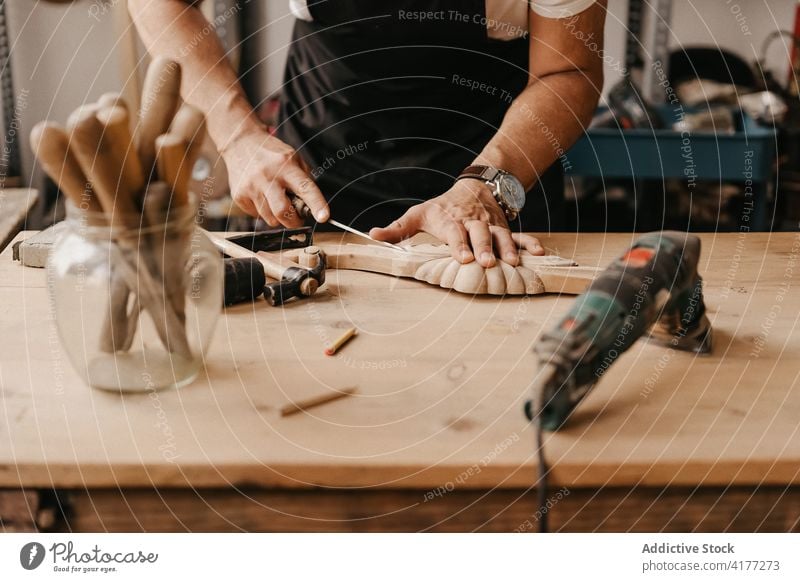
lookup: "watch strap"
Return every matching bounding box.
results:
[456,165,521,221]
[458,165,501,182]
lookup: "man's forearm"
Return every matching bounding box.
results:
[476,71,600,190]
[128,0,261,152]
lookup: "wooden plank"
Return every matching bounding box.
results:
[1,231,46,286]
[0,189,37,251]
[0,233,799,491]
[62,486,800,532]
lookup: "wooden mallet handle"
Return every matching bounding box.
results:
[203,229,307,283]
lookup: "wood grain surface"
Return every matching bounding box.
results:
[62,486,800,532]
[1,232,799,494]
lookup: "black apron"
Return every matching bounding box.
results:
[276,1,564,232]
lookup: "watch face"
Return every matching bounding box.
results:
[497,174,526,212]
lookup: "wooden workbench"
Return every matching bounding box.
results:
[1,231,799,532]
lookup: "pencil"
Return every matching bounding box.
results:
[324,327,357,356]
[280,387,358,417]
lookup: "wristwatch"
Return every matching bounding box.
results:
[456,165,526,221]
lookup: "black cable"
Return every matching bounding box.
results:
[760,29,798,67]
[535,415,549,533]
[525,399,550,534]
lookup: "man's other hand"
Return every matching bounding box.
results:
[369,180,544,266]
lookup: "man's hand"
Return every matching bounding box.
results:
[369,180,544,267]
[222,125,329,228]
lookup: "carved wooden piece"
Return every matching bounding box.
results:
[284,243,598,296]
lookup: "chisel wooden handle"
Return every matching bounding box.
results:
[96,105,145,205]
[142,180,171,224]
[66,103,99,128]
[170,104,206,153]
[155,133,191,206]
[98,92,128,111]
[29,121,102,212]
[70,107,144,353]
[143,181,188,327]
[67,109,139,223]
[137,57,182,174]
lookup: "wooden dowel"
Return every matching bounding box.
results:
[280,387,357,417]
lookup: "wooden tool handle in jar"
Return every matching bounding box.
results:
[29,121,102,213]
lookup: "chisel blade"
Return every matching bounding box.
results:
[327,219,408,252]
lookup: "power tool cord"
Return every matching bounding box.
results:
[535,415,549,533]
[525,400,551,534]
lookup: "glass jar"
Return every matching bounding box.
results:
[47,200,223,392]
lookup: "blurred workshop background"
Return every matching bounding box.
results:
[2,0,799,241]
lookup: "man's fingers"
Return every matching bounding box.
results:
[284,167,329,222]
[233,192,258,218]
[444,222,473,264]
[465,220,495,267]
[511,232,545,255]
[264,182,303,228]
[254,192,278,227]
[369,208,422,242]
[491,226,519,265]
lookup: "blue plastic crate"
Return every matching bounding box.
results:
[565,106,776,182]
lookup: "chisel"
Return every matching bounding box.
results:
[290,196,407,252]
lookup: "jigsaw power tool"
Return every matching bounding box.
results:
[527,231,713,431]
